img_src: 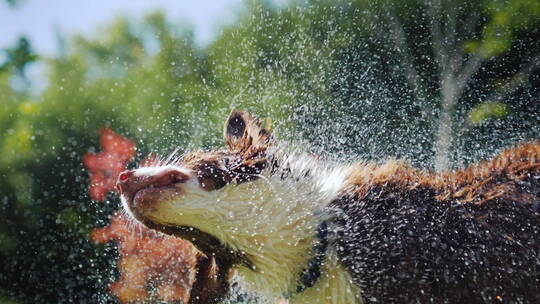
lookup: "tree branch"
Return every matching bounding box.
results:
[485,54,540,102]
[463,9,480,40]
[426,0,447,75]
[387,11,431,114]
[445,0,458,60]
[456,53,482,96]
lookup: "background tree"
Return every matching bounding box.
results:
[384,0,540,170]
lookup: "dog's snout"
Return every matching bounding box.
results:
[116,168,190,199]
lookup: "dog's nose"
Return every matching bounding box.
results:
[116,170,135,194]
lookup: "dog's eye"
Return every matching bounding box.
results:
[196,163,229,191]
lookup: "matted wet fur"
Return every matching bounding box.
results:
[118,111,540,303]
[332,144,540,302]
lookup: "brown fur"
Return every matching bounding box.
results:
[345,141,540,206]
[224,110,273,155]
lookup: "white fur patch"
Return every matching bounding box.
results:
[134,165,192,177]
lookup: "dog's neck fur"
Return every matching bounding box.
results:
[223,152,360,302]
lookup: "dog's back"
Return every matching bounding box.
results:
[330,142,540,303]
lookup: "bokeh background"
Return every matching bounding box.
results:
[1,0,539,303]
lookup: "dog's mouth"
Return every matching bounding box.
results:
[138,217,254,271]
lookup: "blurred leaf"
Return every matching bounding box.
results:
[464,40,480,54]
[0,232,18,253]
[0,37,37,76]
[468,102,509,125]
[5,0,23,7]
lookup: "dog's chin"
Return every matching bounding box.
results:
[126,199,253,270]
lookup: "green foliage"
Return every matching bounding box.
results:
[479,0,540,57]
[0,37,37,75]
[0,295,19,304]
[468,102,509,125]
[0,0,539,302]
[4,0,22,7]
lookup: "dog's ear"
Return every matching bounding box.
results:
[224,110,272,152]
[224,110,248,146]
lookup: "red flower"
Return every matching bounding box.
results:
[92,213,199,303]
[83,127,135,201]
